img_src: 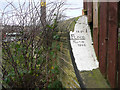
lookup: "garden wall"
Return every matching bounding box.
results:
[56,17,80,88]
[57,16,110,88]
[57,31,80,88]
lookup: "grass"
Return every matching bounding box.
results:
[58,16,81,32]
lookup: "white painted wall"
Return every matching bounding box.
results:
[70,16,99,71]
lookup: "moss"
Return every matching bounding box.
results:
[58,16,81,32]
[57,16,110,88]
[58,65,80,88]
[58,52,72,63]
[69,16,80,31]
[80,69,110,88]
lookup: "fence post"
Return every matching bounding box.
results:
[93,1,98,58]
[118,3,120,88]
[84,1,87,10]
[87,0,93,23]
[99,2,108,77]
[107,2,118,88]
[118,49,120,88]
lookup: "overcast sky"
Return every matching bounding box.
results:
[0,0,83,25]
[47,0,83,18]
[65,0,83,18]
[0,0,83,18]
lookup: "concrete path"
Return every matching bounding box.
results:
[70,16,99,71]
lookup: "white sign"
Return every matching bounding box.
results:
[70,16,99,71]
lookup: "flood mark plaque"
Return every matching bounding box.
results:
[70,16,99,71]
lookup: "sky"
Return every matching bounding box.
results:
[65,0,83,18]
[0,0,83,25]
[0,0,83,18]
[46,0,83,18]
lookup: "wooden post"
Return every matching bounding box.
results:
[87,1,93,22]
[84,1,87,10]
[99,2,108,77]
[93,1,98,58]
[83,0,88,15]
[118,50,120,88]
[41,0,46,27]
[118,2,120,88]
[107,2,118,88]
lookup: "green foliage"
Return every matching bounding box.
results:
[48,80,63,88]
[51,65,59,74]
[68,16,80,31]
[53,34,60,40]
[46,25,54,29]
[82,9,87,15]
[2,21,63,88]
[56,44,60,51]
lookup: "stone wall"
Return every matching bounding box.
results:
[57,16,110,88]
[57,31,80,88]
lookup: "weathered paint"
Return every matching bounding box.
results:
[118,51,120,88]
[107,2,118,88]
[87,2,93,22]
[99,2,108,77]
[93,28,98,58]
[84,1,87,10]
[70,16,99,71]
[93,2,99,57]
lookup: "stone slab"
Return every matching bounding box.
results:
[70,16,99,71]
